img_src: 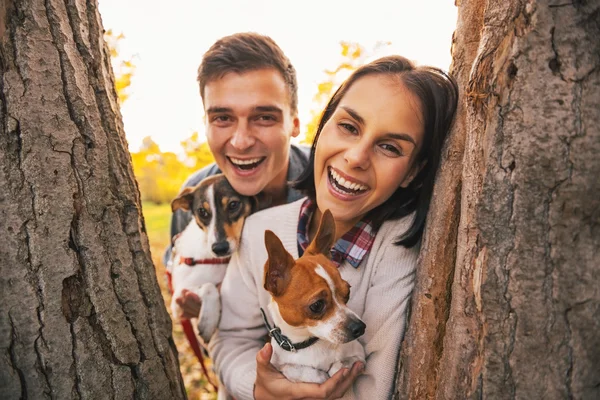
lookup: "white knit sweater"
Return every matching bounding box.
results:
[209,198,418,399]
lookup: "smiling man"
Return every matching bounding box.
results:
[164,32,310,307]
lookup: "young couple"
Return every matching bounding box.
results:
[166,32,458,399]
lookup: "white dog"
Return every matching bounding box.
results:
[167,174,256,343]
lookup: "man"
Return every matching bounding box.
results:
[164,32,310,277]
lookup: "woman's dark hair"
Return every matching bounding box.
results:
[293,55,458,247]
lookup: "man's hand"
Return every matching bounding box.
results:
[253,343,363,400]
[175,289,202,319]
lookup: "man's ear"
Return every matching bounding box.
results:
[171,187,195,212]
[263,230,295,297]
[291,115,300,138]
[305,209,336,257]
[400,159,427,188]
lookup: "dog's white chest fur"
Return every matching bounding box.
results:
[267,302,366,384]
[170,221,227,289]
[169,221,227,343]
[270,337,365,384]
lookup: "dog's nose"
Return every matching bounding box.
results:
[211,241,230,257]
[348,320,366,339]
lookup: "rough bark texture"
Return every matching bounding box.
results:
[397,0,600,399]
[0,0,185,398]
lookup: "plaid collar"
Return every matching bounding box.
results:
[297,198,377,268]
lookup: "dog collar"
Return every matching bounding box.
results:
[260,308,319,352]
[179,256,231,266]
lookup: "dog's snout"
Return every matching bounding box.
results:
[347,319,366,339]
[211,241,231,257]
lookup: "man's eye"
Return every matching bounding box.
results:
[309,300,325,314]
[228,201,240,211]
[255,115,277,124]
[212,115,230,123]
[197,208,210,218]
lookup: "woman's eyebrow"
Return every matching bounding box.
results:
[387,132,417,146]
[341,105,416,146]
[340,106,365,125]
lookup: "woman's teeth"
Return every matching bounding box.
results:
[329,169,368,194]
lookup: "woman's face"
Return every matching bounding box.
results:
[314,74,425,231]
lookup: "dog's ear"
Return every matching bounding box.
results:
[305,209,336,257]
[263,230,294,297]
[171,187,195,212]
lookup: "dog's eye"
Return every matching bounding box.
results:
[309,300,325,314]
[228,201,240,212]
[197,208,209,219]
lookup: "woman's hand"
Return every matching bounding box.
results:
[175,289,202,319]
[254,343,364,400]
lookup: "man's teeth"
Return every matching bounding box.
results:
[230,157,262,166]
[330,169,368,192]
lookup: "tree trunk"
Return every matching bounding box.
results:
[0,0,185,398]
[397,0,600,399]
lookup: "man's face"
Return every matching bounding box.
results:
[203,68,300,197]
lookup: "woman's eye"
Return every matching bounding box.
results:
[228,201,240,211]
[309,300,325,314]
[380,143,402,156]
[339,123,358,135]
[197,208,209,218]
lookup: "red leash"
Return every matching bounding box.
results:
[181,319,219,391]
[166,270,219,392]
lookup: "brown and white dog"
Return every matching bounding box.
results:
[168,174,256,343]
[262,209,366,383]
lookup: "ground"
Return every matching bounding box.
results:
[143,201,218,400]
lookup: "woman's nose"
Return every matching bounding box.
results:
[229,121,255,150]
[344,143,371,170]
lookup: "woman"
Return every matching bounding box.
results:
[209,55,458,399]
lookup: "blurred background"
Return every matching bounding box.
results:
[97,0,457,397]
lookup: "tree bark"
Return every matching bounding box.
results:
[397,0,600,399]
[0,0,185,398]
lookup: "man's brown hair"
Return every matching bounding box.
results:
[197,32,298,114]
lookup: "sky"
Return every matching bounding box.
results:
[97,0,457,153]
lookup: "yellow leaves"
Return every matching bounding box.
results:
[302,40,391,145]
[131,134,215,204]
[104,29,135,104]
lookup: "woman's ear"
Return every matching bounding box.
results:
[400,159,427,188]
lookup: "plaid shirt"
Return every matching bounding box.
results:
[297,198,377,268]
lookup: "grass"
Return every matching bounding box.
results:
[142,201,218,400]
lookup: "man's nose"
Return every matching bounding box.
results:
[344,141,371,170]
[229,120,255,150]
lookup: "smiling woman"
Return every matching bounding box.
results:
[313,75,425,235]
[209,55,458,400]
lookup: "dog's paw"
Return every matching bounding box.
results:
[280,364,329,384]
[328,355,365,377]
[197,283,221,343]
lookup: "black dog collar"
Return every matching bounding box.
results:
[260,308,319,352]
